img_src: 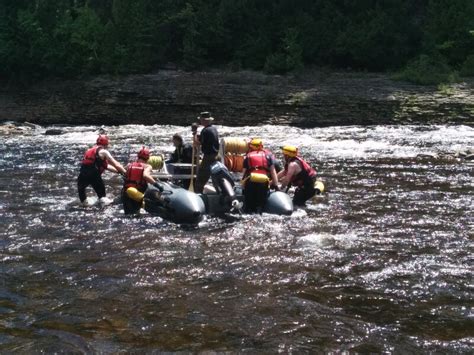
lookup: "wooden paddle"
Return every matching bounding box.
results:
[188,126,198,192]
[188,143,196,192]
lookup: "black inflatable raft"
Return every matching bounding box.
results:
[144,182,206,224]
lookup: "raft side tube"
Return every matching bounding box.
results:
[144,182,205,224]
[263,191,293,215]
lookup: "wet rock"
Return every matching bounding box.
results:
[464,154,474,161]
[23,121,41,129]
[0,123,23,135]
[44,128,64,135]
[455,150,468,157]
[417,153,439,159]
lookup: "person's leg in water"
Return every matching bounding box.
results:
[122,189,142,215]
[77,174,90,203]
[90,174,106,199]
[195,154,217,193]
[78,169,98,204]
[244,181,268,213]
[293,185,315,206]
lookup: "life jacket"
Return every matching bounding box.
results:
[124,162,147,192]
[245,150,270,178]
[81,146,108,174]
[285,156,316,187]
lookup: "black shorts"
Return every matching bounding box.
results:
[77,167,105,202]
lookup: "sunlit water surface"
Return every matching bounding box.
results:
[0,124,473,352]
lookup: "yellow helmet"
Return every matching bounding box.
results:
[281,145,298,157]
[249,138,263,150]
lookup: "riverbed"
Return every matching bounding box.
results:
[0,124,472,352]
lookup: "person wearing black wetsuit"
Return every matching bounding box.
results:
[194,112,219,193]
[167,134,193,164]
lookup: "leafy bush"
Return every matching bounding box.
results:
[264,53,288,74]
[264,28,303,74]
[460,54,474,77]
[393,54,459,85]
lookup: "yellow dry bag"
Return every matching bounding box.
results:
[249,173,270,184]
[314,180,325,194]
[148,155,164,170]
[126,187,144,202]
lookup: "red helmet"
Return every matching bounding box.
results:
[96,135,109,146]
[138,146,151,161]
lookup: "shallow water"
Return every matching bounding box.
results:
[0,124,473,352]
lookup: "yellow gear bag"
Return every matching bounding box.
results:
[126,187,144,202]
[314,180,325,194]
[249,173,270,184]
[148,155,164,170]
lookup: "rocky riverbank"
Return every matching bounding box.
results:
[0,70,473,127]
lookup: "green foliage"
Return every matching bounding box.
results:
[264,28,303,74]
[0,0,473,81]
[423,0,474,66]
[393,54,459,85]
[460,54,474,77]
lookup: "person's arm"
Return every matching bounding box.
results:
[242,155,252,178]
[100,150,126,175]
[240,157,249,185]
[193,133,201,146]
[280,162,299,189]
[142,165,156,184]
[197,126,210,148]
[266,154,278,187]
[269,166,279,189]
[277,169,286,180]
[107,165,118,173]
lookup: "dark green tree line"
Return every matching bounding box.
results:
[0,0,473,83]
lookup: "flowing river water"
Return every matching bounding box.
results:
[0,124,473,353]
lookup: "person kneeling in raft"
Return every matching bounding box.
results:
[122,147,162,215]
[278,145,318,207]
[78,134,126,207]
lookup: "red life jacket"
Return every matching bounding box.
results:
[245,150,270,177]
[81,146,108,174]
[285,156,316,187]
[124,162,147,192]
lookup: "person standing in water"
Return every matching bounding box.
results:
[241,138,279,213]
[122,147,161,215]
[78,134,126,206]
[194,112,219,193]
[278,145,317,206]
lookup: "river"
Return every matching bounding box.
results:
[0,124,473,353]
